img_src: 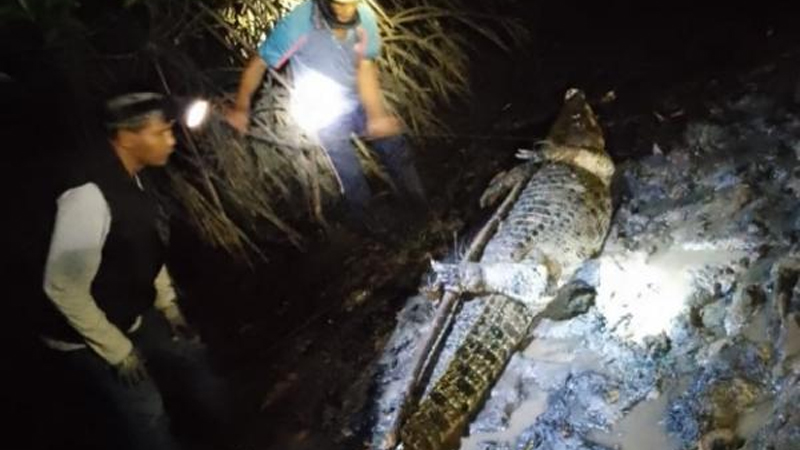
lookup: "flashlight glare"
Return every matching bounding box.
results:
[185,100,209,129]
[290,70,354,133]
[595,251,691,343]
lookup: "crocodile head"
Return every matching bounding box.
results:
[547,88,606,154]
[538,89,615,185]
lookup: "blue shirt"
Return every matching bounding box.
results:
[258,0,381,69]
[258,1,381,126]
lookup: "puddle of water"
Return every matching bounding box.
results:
[742,307,771,344]
[595,243,748,344]
[737,400,774,440]
[522,335,596,363]
[459,336,606,449]
[779,316,800,361]
[524,338,607,391]
[460,390,548,450]
[653,241,747,269]
[586,391,680,450]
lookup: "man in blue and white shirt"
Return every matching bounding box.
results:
[227,0,427,227]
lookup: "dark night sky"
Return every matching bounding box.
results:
[528,1,798,62]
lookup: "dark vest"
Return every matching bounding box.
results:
[39,152,165,343]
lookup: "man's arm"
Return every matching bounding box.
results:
[357,59,386,122]
[357,59,401,138]
[153,265,196,340]
[227,0,314,132]
[353,3,399,138]
[43,183,133,365]
[227,56,268,133]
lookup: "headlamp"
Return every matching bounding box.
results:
[167,96,211,130]
[183,99,210,129]
[104,93,210,131]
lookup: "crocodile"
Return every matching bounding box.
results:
[399,88,615,450]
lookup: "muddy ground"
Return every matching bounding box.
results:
[7,3,800,450]
[191,6,800,450]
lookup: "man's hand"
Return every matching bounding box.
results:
[161,303,199,342]
[227,56,267,134]
[115,348,149,387]
[224,107,249,134]
[365,114,402,139]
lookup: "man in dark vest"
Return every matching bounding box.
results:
[38,92,229,450]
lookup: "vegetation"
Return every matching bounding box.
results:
[3,0,527,261]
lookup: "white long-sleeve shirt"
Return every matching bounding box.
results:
[41,181,176,365]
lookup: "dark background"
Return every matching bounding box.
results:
[3,1,800,449]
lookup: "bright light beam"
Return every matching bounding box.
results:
[595,251,692,343]
[289,70,353,134]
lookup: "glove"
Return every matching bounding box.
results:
[161,303,199,342]
[115,348,149,387]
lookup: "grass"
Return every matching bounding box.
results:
[3,0,528,261]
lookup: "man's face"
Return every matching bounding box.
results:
[122,115,176,167]
[330,0,358,23]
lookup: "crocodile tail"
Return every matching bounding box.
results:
[400,295,536,450]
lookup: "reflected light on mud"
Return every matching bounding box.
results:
[595,251,692,343]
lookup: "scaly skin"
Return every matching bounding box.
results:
[400,89,614,450]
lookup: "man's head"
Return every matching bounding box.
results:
[317,0,361,29]
[104,92,176,173]
[330,0,359,23]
